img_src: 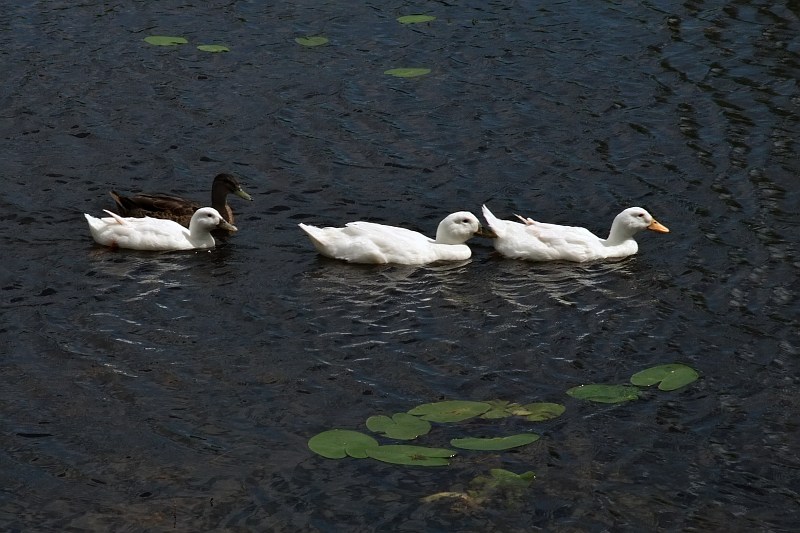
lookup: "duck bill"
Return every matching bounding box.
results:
[218,221,238,232]
[648,219,669,233]
[234,188,253,201]
[474,225,498,238]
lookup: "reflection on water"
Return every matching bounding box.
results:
[487,258,640,309]
[87,249,190,300]
[1,0,799,531]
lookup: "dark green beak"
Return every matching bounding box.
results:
[234,187,253,201]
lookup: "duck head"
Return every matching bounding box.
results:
[213,173,253,201]
[609,207,669,242]
[435,211,485,244]
[190,207,238,233]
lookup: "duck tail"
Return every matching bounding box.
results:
[109,190,129,211]
[481,204,504,238]
[84,214,105,239]
[298,223,330,253]
[298,222,322,240]
[84,213,99,227]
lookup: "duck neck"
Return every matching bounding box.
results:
[210,183,230,216]
[435,224,459,244]
[188,223,216,246]
[606,219,635,246]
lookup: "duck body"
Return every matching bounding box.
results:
[481,204,669,262]
[298,211,485,265]
[85,207,237,251]
[109,173,252,229]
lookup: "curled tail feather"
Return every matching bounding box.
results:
[102,209,129,225]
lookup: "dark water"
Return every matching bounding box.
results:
[2,1,799,531]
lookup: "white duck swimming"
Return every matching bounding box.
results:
[481,204,669,262]
[298,211,487,265]
[84,207,237,251]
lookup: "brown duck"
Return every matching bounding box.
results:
[109,173,252,234]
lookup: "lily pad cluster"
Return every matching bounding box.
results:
[567,363,700,403]
[308,363,699,467]
[385,14,435,77]
[308,399,558,467]
[293,14,436,77]
[145,14,437,73]
[144,35,229,53]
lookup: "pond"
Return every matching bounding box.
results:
[1,1,798,531]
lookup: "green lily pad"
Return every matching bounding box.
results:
[308,429,378,459]
[567,384,641,404]
[408,400,491,423]
[366,413,431,440]
[144,35,188,46]
[365,445,455,466]
[197,44,230,53]
[479,400,519,419]
[450,433,540,451]
[630,364,700,391]
[397,15,437,24]
[295,36,329,47]
[513,402,566,422]
[384,68,431,78]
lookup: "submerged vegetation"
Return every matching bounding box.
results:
[306,361,698,508]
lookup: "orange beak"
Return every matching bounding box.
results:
[648,219,669,233]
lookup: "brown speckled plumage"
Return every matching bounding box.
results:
[109,173,252,236]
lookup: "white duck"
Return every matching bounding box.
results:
[481,204,669,262]
[84,207,237,251]
[298,211,487,265]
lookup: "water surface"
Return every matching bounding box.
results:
[1,1,798,531]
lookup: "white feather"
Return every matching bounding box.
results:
[481,204,669,262]
[85,207,237,251]
[298,211,484,265]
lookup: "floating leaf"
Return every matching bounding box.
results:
[397,15,437,24]
[365,445,455,466]
[197,44,229,53]
[408,400,491,423]
[295,36,329,47]
[450,433,540,451]
[384,68,431,78]
[567,384,641,404]
[308,429,378,459]
[144,35,188,46]
[514,402,566,422]
[630,364,699,391]
[480,400,519,419]
[366,413,431,440]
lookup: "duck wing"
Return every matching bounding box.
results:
[109,191,199,223]
[517,220,602,261]
[300,221,439,264]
